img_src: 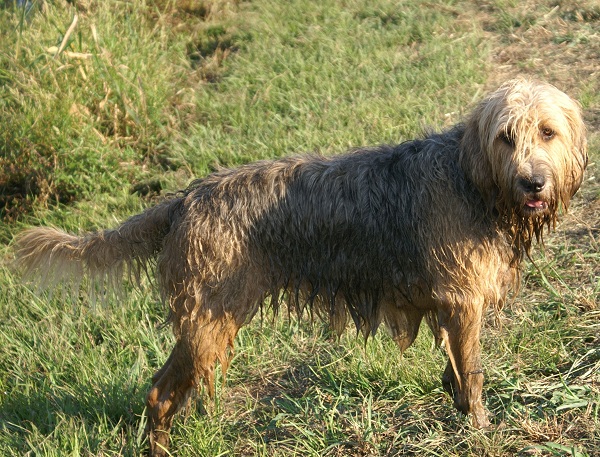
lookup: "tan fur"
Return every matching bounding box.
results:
[14,78,587,456]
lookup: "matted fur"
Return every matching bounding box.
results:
[14,78,587,456]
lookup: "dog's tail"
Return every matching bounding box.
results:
[13,198,182,298]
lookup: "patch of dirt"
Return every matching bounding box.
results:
[466,0,600,100]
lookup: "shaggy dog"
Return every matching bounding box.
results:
[15,78,587,456]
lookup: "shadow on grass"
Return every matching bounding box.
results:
[0,377,147,454]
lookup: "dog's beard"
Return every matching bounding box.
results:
[497,198,558,264]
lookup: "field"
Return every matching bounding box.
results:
[0,0,598,455]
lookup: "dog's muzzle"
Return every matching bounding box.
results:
[517,174,551,215]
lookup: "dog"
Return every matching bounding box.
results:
[14,78,587,456]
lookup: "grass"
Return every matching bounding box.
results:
[0,0,599,455]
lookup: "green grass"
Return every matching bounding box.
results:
[1,0,599,455]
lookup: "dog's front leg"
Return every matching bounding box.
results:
[438,305,490,428]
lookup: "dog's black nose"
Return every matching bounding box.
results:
[520,175,546,193]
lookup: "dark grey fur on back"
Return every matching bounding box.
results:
[173,125,502,336]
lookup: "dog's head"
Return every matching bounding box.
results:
[461,78,587,226]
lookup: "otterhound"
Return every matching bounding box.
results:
[15,78,587,456]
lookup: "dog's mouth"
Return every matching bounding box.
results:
[522,198,549,215]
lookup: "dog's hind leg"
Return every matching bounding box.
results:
[145,340,195,457]
[145,310,241,456]
[438,303,490,429]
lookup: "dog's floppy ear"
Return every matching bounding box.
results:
[563,99,588,202]
[459,107,498,213]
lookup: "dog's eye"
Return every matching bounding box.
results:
[499,132,515,147]
[541,127,555,141]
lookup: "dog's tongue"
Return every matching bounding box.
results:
[526,200,546,209]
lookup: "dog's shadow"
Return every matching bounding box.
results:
[215,345,469,449]
[0,377,146,453]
